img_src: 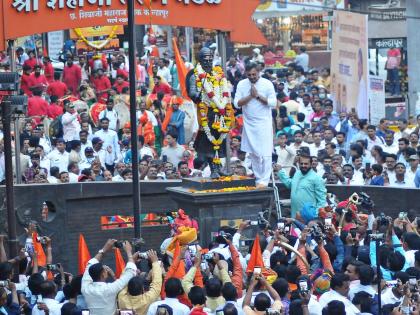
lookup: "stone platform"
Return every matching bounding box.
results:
[167,177,273,246]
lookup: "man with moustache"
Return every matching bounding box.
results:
[274,154,326,218]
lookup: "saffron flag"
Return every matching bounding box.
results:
[78,234,91,275]
[114,248,126,278]
[32,232,47,267]
[148,58,154,91]
[172,38,190,100]
[246,234,264,273]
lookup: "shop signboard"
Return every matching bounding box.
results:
[370,38,406,50]
[0,0,266,51]
[369,8,406,21]
[368,76,385,125]
[254,0,345,18]
[330,11,369,119]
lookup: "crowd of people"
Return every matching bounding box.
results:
[0,43,416,189]
[0,200,419,315]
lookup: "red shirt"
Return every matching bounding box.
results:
[47,104,63,120]
[152,82,172,95]
[43,62,54,83]
[113,80,129,94]
[91,75,111,103]
[28,96,49,124]
[20,73,32,96]
[47,80,68,98]
[63,64,82,95]
[28,73,48,89]
[23,57,40,70]
[116,68,128,80]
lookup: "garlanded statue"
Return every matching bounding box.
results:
[186,47,234,178]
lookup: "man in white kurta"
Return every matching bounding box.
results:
[234,63,277,187]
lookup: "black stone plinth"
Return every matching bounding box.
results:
[182,177,256,191]
[167,185,273,246]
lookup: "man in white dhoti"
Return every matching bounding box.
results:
[234,63,277,187]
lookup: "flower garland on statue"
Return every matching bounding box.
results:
[194,64,233,165]
[73,26,119,50]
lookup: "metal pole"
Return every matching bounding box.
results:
[8,40,21,184]
[127,0,141,239]
[376,238,382,315]
[13,119,21,184]
[2,101,18,258]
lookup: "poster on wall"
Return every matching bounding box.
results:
[368,76,385,125]
[47,31,64,60]
[330,11,369,118]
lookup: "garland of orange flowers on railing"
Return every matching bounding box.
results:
[194,64,233,165]
[73,26,119,50]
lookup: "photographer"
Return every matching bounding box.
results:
[242,273,283,315]
[117,250,163,315]
[81,239,137,315]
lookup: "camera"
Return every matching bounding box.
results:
[359,192,374,211]
[370,233,385,241]
[399,212,407,220]
[46,264,60,271]
[265,308,281,315]
[378,213,389,226]
[311,224,324,242]
[188,245,197,257]
[298,279,308,293]
[200,262,208,270]
[36,236,47,244]
[0,280,9,287]
[324,218,332,228]
[114,241,124,249]
[137,252,148,259]
[250,220,259,226]
[202,253,213,260]
[277,222,285,230]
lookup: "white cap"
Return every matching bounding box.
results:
[253,48,260,54]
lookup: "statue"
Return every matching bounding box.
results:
[186,47,234,178]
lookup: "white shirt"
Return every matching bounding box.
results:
[367,136,384,151]
[81,258,137,315]
[98,109,119,131]
[295,52,309,71]
[61,112,81,142]
[80,140,93,160]
[319,290,360,315]
[349,283,377,301]
[69,172,79,183]
[94,129,119,161]
[308,295,322,315]
[298,102,313,124]
[308,143,325,157]
[341,175,365,186]
[381,287,403,306]
[389,176,415,188]
[39,137,52,154]
[157,66,171,83]
[47,149,69,173]
[234,77,277,157]
[275,145,295,173]
[381,142,399,155]
[405,167,418,184]
[32,297,63,315]
[146,297,191,315]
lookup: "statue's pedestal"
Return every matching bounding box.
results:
[167,177,273,246]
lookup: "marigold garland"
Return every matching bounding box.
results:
[194,64,233,165]
[74,26,119,49]
[189,186,257,194]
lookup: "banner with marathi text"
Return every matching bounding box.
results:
[330,11,369,118]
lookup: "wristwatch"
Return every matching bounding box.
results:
[98,249,105,254]
[256,95,260,101]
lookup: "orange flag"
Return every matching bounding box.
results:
[114,248,126,278]
[172,38,190,100]
[172,240,186,279]
[246,234,264,273]
[148,58,155,91]
[32,232,46,267]
[78,234,91,275]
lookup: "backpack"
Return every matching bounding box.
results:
[49,115,64,138]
